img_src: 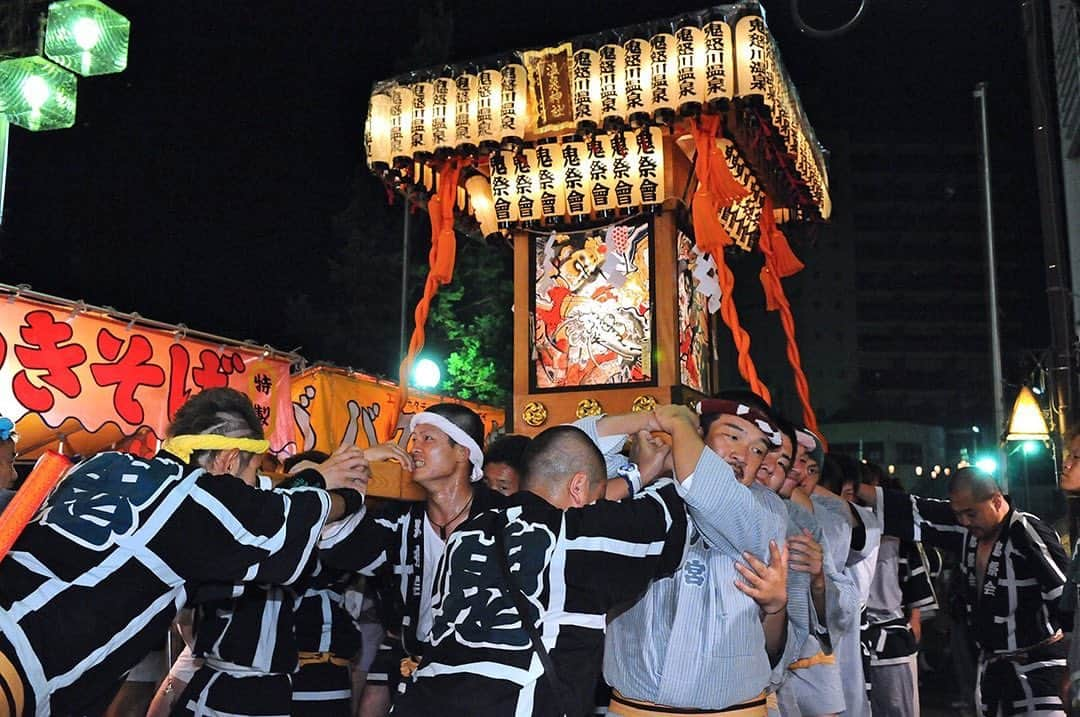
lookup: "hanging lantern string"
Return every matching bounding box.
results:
[757,194,820,435]
[689,115,771,404]
[396,157,468,419]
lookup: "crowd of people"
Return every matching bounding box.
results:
[0,385,1077,717]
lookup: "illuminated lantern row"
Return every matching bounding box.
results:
[363,2,828,218]
[478,127,666,226]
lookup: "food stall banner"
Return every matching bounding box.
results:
[0,294,293,458]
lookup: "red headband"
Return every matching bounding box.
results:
[695,399,782,447]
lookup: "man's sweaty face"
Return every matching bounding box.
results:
[757,434,792,493]
[705,414,770,485]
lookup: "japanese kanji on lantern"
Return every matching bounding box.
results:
[0,285,296,459]
[364,0,831,225]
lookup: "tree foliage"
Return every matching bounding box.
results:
[421,235,514,407]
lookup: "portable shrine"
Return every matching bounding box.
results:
[365,0,831,437]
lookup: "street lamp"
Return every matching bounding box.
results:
[412,358,441,390]
[0,0,129,222]
[1004,385,1051,443]
[43,0,130,77]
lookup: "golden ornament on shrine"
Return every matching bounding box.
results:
[575,398,603,418]
[521,401,549,427]
[631,395,657,413]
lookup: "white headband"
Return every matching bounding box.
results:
[410,411,484,482]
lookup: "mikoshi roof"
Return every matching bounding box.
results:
[362,0,830,243]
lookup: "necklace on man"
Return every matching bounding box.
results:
[428,495,474,540]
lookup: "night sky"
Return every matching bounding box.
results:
[0,0,1049,371]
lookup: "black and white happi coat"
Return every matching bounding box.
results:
[0,451,331,717]
[174,476,309,717]
[880,487,1069,716]
[391,481,688,717]
[318,483,507,663]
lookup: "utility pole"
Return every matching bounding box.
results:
[1020,0,1076,540]
[974,82,1008,491]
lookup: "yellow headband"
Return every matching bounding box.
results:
[161,434,270,464]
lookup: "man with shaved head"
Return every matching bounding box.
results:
[857,467,1069,716]
[392,424,688,716]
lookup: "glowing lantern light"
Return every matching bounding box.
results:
[633,126,665,208]
[476,67,503,151]
[389,84,415,168]
[0,56,77,131]
[674,20,706,116]
[511,145,541,224]
[734,12,774,108]
[572,46,602,131]
[464,172,499,237]
[535,138,566,223]
[430,73,456,157]
[454,69,479,153]
[648,29,678,124]
[598,39,626,130]
[44,0,129,77]
[703,9,734,111]
[622,36,652,126]
[488,149,518,227]
[365,92,393,171]
[498,61,528,146]
[585,133,616,217]
[561,134,590,220]
[410,78,435,158]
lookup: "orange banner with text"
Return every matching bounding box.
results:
[0,296,294,459]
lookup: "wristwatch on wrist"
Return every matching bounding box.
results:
[617,462,643,497]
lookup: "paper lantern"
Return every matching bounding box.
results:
[674,22,706,116]
[609,130,636,213]
[512,146,541,223]
[633,126,665,208]
[488,149,518,226]
[44,0,129,77]
[621,37,652,126]
[648,30,678,123]
[585,133,616,217]
[702,10,734,111]
[389,84,414,166]
[734,13,774,108]
[534,138,566,223]
[365,92,393,171]
[454,70,479,153]
[499,61,528,146]
[476,68,503,151]
[572,47,602,131]
[0,56,77,131]
[409,79,434,157]
[560,135,591,219]
[430,74,456,157]
[465,173,499,237]
[598,41,626,129]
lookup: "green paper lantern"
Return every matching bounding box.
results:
[0,57,78,131]
[44,0,130,77]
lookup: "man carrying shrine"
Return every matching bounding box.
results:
[317,403,508,716]
[390,421,690,716]
[0,387,370,717]
[591,395,797,717]
[857,467,1069,716]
